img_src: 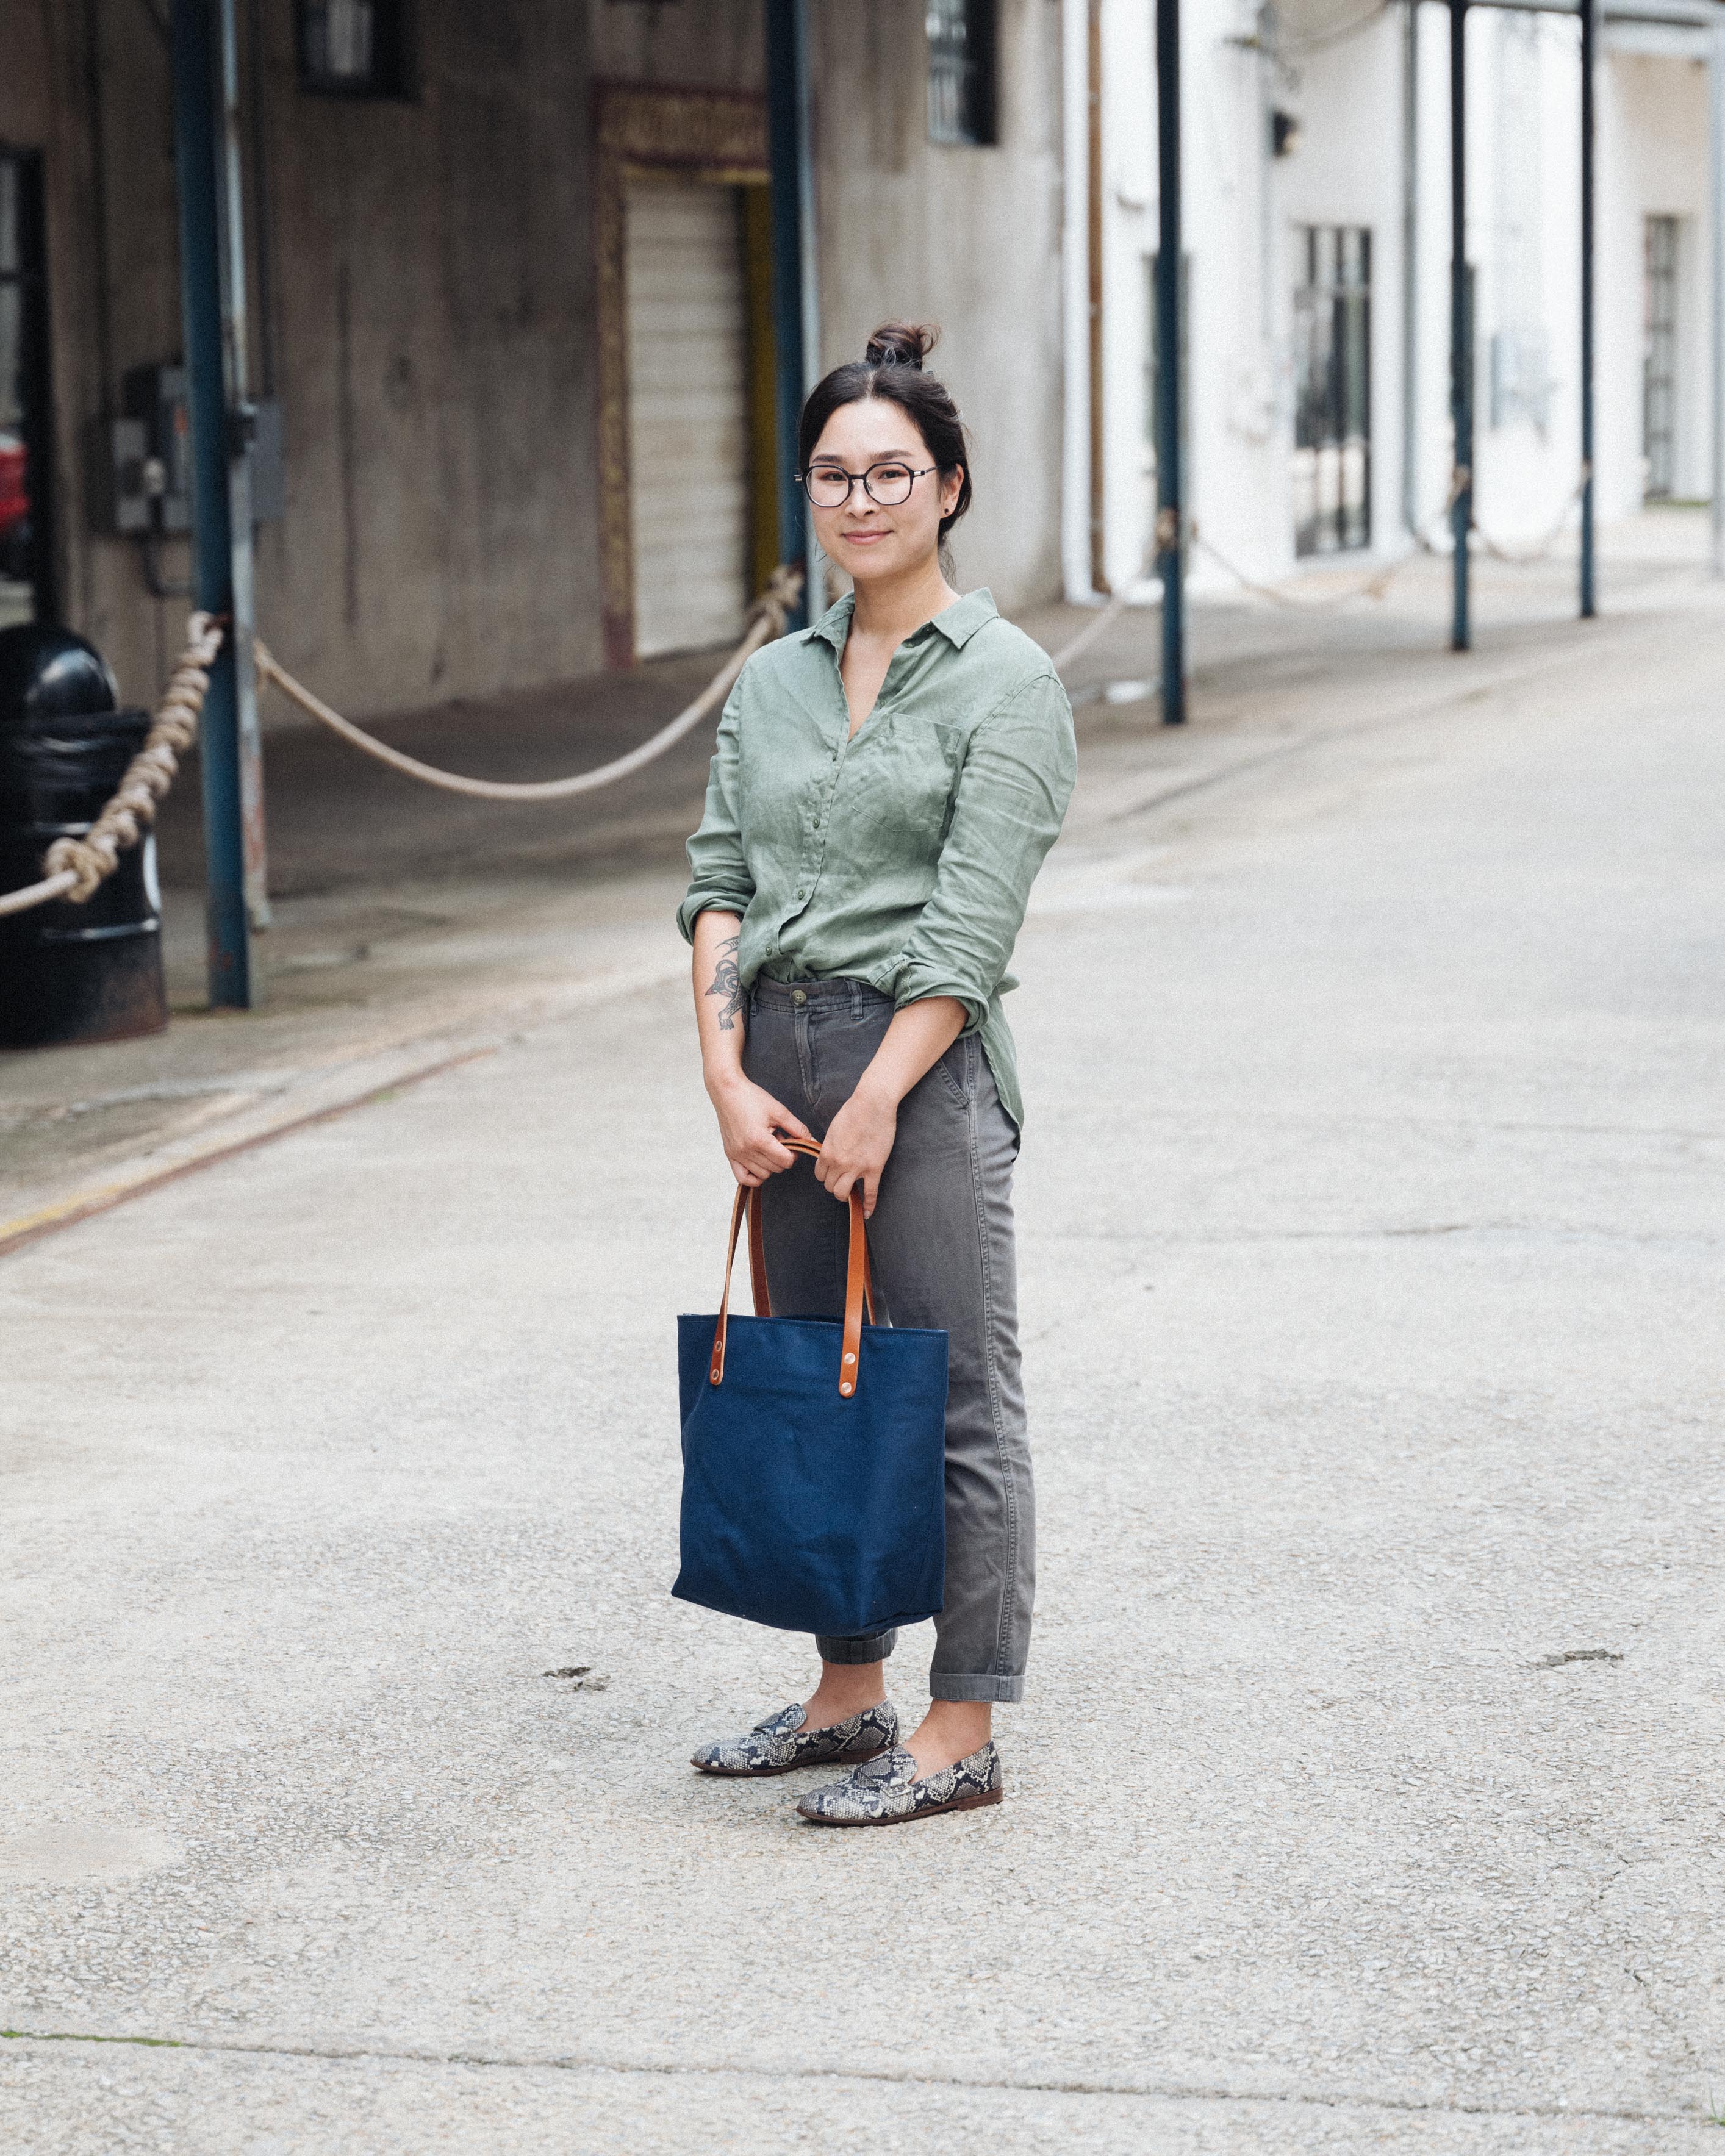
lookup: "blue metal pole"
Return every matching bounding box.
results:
[1155,0,1186,724]
[766,0,811,631]
[1449,0,1471,651]
[1579,0,1597,618]
[217,0,269,926]
[171,0,255,1006]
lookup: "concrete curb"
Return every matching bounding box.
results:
[0,953,687,1263]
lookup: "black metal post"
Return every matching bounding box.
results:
[170,0,254,1006]
[1579,0,1597,618]
[1155,0,1186,725]
[1448,0,1471,652]
[766,0,811,631]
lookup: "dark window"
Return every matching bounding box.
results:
[297,0,413,98]
[927,0,997,148]
[1292,224,1371,557]
[1643,214,1677,500]
[0,151,56,627]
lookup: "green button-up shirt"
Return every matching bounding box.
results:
[677,587,1076,1130]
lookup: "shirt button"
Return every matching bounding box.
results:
[791,989,807,1006]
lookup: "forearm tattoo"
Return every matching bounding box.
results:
[705,934,744,1031]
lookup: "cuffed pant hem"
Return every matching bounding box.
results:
[930,1674,1025,1704]
[816,1629,898,1664]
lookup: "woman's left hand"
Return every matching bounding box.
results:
[817,1080,898,1219]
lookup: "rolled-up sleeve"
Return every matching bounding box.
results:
[879,670,1077,1026]
[676,682,756,944]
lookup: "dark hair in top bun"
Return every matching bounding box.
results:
[798,320,973,549]
[864,321,938,370]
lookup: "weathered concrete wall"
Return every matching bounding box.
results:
[812,0,1067,613]
[2,0,1067,727]
[235,0,766,719]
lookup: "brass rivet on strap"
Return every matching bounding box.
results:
[840,1382,853,1397]
[843,1352,856,1364]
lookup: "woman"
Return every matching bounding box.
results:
[677,322,1076,1826]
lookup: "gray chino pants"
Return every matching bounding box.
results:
[741,976,1033,1703]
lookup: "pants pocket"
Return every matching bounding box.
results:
[933,1033,975,1109]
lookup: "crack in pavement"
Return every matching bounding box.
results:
[0,2026,1709,2127]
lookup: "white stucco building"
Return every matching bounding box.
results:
[1063,0,1724,601]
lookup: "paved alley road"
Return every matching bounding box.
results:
[4,593,1724,2152]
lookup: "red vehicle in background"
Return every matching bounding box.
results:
[0,431,31,581]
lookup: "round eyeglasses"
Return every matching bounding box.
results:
[798,460,937,509]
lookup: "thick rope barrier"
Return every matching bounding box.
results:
[0,613,225,920]
[1471,466,1590,566]
[1174,466,1588,616]
[254,565,804,801]
[0,490,1599,925]
[1049,585,1139,674]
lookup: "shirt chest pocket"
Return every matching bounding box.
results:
[844,712,967,856]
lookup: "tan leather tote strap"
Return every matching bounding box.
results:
[708,1135,875,1395]
[747,1185,770,1316]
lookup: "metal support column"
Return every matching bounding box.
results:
[766,0,817,629]
[1448,0,1471,651]
[1579,0,1598,617]
[1402,0,1421,540]
[171,0,258,1006]
[1711,5,1725,578]
[1155,0,1186,725]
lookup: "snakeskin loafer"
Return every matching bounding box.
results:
[690,1700,899,1778]
[795,1740,1004,1825]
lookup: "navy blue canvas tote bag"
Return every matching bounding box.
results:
[674,1137,949,1637]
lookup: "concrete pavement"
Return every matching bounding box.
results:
[4,542,1725,2151]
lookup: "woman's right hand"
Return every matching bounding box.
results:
[707,1073,814,1187]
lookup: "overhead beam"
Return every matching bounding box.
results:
[1457,0,1720,23]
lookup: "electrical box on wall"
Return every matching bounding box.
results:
[123,364,193,535]
[88,364,284,539]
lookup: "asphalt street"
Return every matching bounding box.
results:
[4,580,1724,2152]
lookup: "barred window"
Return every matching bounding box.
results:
[927,0,998,148]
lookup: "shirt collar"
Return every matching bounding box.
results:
[925,588,998,648]
[802,593,855,651]
[800,587,999,653]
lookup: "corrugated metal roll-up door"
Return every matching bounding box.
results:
[625,180,749,659]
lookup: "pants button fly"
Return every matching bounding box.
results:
[791,988,807,1006]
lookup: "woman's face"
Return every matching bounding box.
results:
[805,397,964,589]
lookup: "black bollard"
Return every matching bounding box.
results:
[0,625,169,1048]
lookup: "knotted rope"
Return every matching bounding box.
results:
[0,570,804,919]
[253,565,805,801]
[0,613,225,920]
